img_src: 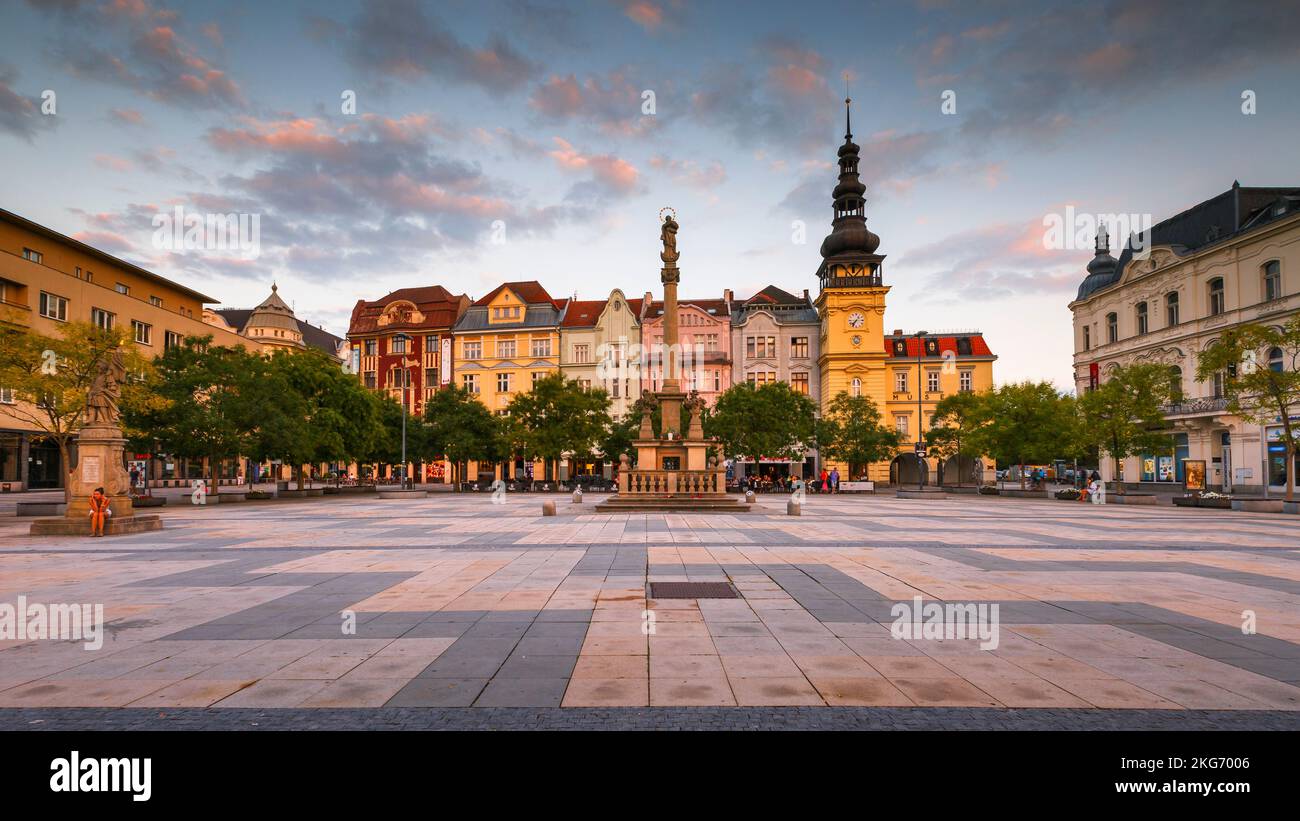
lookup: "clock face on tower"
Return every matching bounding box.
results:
[847,312,865,329]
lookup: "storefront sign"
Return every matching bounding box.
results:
[1183,459,1206,492]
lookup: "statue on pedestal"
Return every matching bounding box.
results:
[86,347,126,427]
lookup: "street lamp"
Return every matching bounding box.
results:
[394,333,412,489]
[915,330,928,491]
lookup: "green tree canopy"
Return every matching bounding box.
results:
[708,381,817,462]
[815,391,901,477]
[1077,362,1176,494]
[925,390,987,486]
[506,373,611,481]
[969,381,1077,488]
[1197,317,1300,500]
[423,384,505,487]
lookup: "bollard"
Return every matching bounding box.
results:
[787,499,801,516]
[744,490,755,504]
[572,488,583,504]
[542,500,556,516]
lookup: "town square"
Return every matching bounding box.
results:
[1,1,1298,800]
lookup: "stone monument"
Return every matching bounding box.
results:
[596,212,749,513]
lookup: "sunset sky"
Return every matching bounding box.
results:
[3,0,1298,387]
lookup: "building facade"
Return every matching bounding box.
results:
[205,283,346,361]
[453,281,567,482]
[346,285,471,482]
[0,207,258,491]
[813,102,996,483]
[640,292,732,406]
[559,289,643,420]
[1070,183,1300,495]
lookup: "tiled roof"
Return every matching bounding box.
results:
[347,286,470,335]
[559,296,645,328]
[212,308,344,356]
[644,298,730,319]
[453,302,567,332]
[473,280,562,308]
[885,333,994,358]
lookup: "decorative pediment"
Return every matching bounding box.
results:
[378,300,424,327]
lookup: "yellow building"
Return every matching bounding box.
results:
[813,103,996,485]
[0,207,253,490]
[452,280,568,484]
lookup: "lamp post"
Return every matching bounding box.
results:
[394,333,412,489]
[915,330,928,491]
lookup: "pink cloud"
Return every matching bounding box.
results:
[548,137,638,192]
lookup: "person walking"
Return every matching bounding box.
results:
[830,467,840,494]
[819,468,828,493]
[1088,470,1104,505]
[88,486,111,537]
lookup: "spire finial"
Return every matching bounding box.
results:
[844,96,852,140]
[271,281,278,293]
[1095,220,1110,254]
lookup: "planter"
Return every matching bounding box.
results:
[277,488,324,498]
[217,493,247,503]
[999,488,1050,499]
[942,486,980,495]
[130,496,167,508]
[1284,501,1300,515]
[16,501,66,517]
[323,487,341,495]
[1111,493,1157,506]
[896,488,946,500]
[977,487,999,496]
[245,491,273,500]
[378,489,428,499]
[1232,499,1285,513]
[1054,489,1082,501]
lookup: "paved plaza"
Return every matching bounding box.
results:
[2,492,1300,728]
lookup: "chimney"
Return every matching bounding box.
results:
[892,329,903,336]
[802,289,810,304]
[643,291,653,316]
[723,288,733,304]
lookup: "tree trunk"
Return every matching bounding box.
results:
[1113,452,1125,495]
[58,439,73,505]
[1287,444,1296,503]
[1018,461,1025,490]
[296,463,305,491]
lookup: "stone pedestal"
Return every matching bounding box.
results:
[65,424,134,520]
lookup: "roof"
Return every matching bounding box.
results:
[742,285,806,306]
[347,285,470,335]
[644,298,731,320]
[473,280,562,308]
[452,300,568,332]
[885,332,994,358]
[1076,184,1300,301]
[732,285,818,324]
[0,206,221,304]
[559,296,643,328]
[213,308,344,355]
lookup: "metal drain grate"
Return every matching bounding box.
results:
[648,582,739,599]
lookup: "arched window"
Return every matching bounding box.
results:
[1263,260,1282,301]
[1166,292,1179,326]
[1208,278,1225,316]
[1136,302,1148,335]
[851,377,861,397]
[1268,346,1284,372]
[1106,312,1118,343]
[1168,365,1184,401]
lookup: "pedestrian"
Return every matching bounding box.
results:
[88,486,111,537]
[1088,470,1104,505]
[819,468,828,494]
[830,467,840,493]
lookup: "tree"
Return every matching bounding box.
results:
[506,373,612,482]
[969,381,1076,489]
[1076,363,1176,495]
[815,391,901,478]
[1197,317,1300,501]
[925,391,986,487]
[599,411,639,467]
[423,384,505,488]
[126,335,261,492]
[0,315,151,502]
[708,381,817,463]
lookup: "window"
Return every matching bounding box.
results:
[165,331,183,350]
[115,283,130,296]
[149,295,163,307]
[463,374,479,394]
[1168,366,1184,401]
[425,335,439,354]
[531,338,551,357]
[1136,302,1148,335]
[496,339,516,358]
[792,372,809,394]
[364,339,377,356]
[573,343,590,363]
[1166,292,1179,326]
[497,372,512,393]
[0,387,13,404]
[391,335,406,354]
[894,371,908,393]
[1082,325,1091,351]
[22,248,43,263]
[702,334,719,352]
[747,371,776,385]
[1106,312,1118,343]
[926,370,940,393]
[851,378,861,397]
[39,291,68,321]
[895,416,909,437]
[85,271,93,283]
[91,307,115,330]
[578,378,592,390]
[791,337,809,358]
[364,372,377,389]
[1212,371,1225,399]
[1268,347,1285,372]
[463,341,482,360]
[713,370,721,392]
[1263,260,1282,301]
[745,336,776,359]
[959,369,973,392]
[1208,278,1225,316]
[425,367,438,386]
[611,379,620,398]
[532,371,546,386]
[132,320,151,345]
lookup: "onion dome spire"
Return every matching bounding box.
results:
[819,97,880,260]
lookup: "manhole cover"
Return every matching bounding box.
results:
[648,582,738,599]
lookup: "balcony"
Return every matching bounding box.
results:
[1161,397,1229,417]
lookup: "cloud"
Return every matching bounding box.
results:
[30,0,245,109]
[529,70,657,136]
[324,0,538,96]
[0,64,51,142]
[93,153,133,171]
[548,137,640,196]
[649,155,726,189]
[777,128,947,217]
[108,107,145,126]
[619,1,665,30]
[899,219,1087,302]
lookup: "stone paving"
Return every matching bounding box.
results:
[2,492,1299,727]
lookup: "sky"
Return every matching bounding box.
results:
[2,0,1299,388]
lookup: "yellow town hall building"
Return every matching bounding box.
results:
[813,101,996,484]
